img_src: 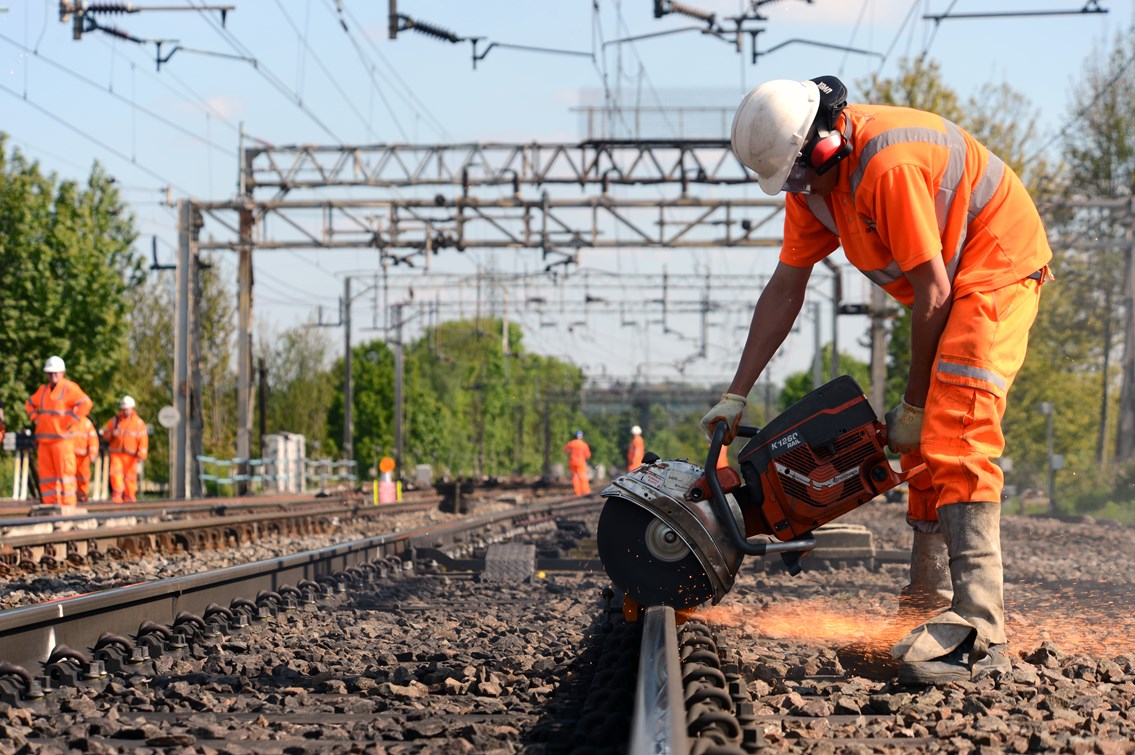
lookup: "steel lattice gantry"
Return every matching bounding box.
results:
[173,139,789,498]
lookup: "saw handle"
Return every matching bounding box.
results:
[706,423,816,556]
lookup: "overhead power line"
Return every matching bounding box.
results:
[335,0,447,139]
[186,0,343,143]
[0,31,236,157]
[0,79,189,194]
[388,10,593,70]
[923,0,1108,23]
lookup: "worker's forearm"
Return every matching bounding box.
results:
[905,297,952,407]
[727,287,805,397]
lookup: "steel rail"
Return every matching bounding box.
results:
[0,499,441,556]
[630,606,689,755]
[0,496,596,673]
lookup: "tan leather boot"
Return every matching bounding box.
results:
[892,502,1011,684]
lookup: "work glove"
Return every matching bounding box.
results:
[700,393,748,445]
[885,398,924,454]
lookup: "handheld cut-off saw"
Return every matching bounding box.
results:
[597,375,919,610]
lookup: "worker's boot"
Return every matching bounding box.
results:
[891,502,1010,684]
[897,525,953,622]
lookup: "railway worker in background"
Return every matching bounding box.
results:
[25,356,92,507]
[73,414,100,503]
[703,76,1051,685]
[627,424,645,471]
[563,430,592,497]
[103,395,149,503]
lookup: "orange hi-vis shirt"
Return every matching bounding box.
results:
[74,416,99,457]
[103,414,149,459]
[780,104,1052,304]
[25,378,92,442]
[563,438,591,470]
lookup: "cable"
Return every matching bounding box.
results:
[917,0,959,61]
[0,79,191,194]
[873,0,922,74]
[336,0,446,140]
[95,34,241,134]
[186,0,343,142]
[273,0,375,139]
[0,31,237,157]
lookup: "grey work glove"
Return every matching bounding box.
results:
[885,398,924,454]
[700,393,747,445]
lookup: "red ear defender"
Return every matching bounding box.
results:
[808,130,851,174]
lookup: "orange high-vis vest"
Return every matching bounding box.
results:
[627,435,645,469]
[74,416,99,458]
[779,104,1051,302]
[563,438,591,470]
[25,378,92,442]
[103,414,149,459]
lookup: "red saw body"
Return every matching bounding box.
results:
[598,376,920,610]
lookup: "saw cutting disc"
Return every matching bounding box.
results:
[597,496,715,609]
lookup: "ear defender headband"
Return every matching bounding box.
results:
[804,75,852,175]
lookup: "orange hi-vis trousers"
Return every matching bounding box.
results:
[905,273,1045,523]
[109,453,140,503]
[38,439,77,506]
[75,454,92,502]
[569,464,591,496]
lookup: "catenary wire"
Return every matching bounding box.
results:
[0,79,192,195]
[273,0,375,139]
[186,0,342,143]
[0,31,237,157]
[325,0,412,142]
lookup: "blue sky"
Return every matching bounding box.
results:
[2,1,1131,387]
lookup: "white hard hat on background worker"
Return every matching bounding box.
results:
[43,355,66,373]
[119,396,136,410]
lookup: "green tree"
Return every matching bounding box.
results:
[0,138,141,419]
[778,346,872,410]
[262,323,334,452]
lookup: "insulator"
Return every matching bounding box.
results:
[405,16,461,43]
[668,1,715,24]
[87,3,135,14]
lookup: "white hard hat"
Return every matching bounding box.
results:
[731,79,820,195]
[631,425,642,435]
[119,395,136,410]
[43,355,65,373]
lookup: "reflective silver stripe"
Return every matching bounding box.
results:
[846,116,1007,289]
[863,261,905,287]
[36,409,71,416]
[938,359,1007,391]
[805,194,838,235]
[35,433,71,440]
[969,151,1004,222]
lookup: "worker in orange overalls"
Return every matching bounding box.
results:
[563,430,592,496]
[626,425,645,471]
[103,395,149,503]
[73,415,100,503]
[25,356,92,507]
[704,76,1051,685]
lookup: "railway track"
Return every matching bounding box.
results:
[1,497,1133,752]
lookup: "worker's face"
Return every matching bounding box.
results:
[48,371,64,385]
[783,160,840,196]
[119,408,133,418]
